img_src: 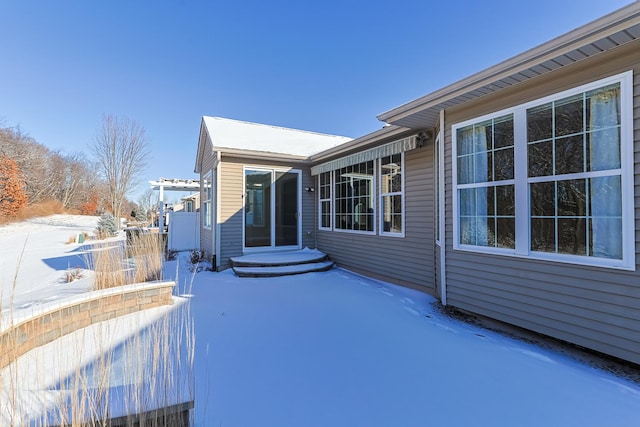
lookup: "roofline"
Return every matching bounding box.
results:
[194,118,208,174]
[217,147,309,162]
[202,115,353,141]
[377,2,640,124]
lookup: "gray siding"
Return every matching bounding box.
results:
[443,41,640,364]
[219,160,243,268]
[317,144,435,292]
[300,166,316,249]
[218,156,315,269]
[198,134,215,259]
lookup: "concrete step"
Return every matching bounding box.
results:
[229,248,328,268]
[233,260,335,278]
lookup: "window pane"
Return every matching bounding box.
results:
[383,194,403,233]
[474,120,492,152]
[527,103,552,142]
[590,175,622,259]
[391,174,402,193]
[589,218,622,259]
[586,83,620,130]
[555,94,583,136]
[530,181,555,217]
[457,126,474,155]
[476,187,490,218]
[557,217,587,255]
[321,200,330,225]
[557,179,586,217]
[496,218,515,249]
[494,116,514,149]
[531,218,555,252]
[458,155,473,185]
[460,217,490,246]
[460,217,475,245]
[469,152,490,183]
[590,175,621,217]
[487,186,495,216]
[587,128,621,171]
[484,217,496,247]
[528,140,553,177]
[494,147,514,180]
[459,188,476,216]
[496,185,515,216]
[555,135,585,175]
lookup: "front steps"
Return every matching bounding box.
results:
[230,248,334,277]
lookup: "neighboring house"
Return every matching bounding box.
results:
[175,193,200,213]
[194,3,640,365]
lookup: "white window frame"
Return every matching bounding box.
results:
[318,171,332,231]
[379,152,405,237]
[202,171,212,230]
[333,160,376,235]
[452,71,634,270]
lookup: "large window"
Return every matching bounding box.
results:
[335,161,374,232]
[318,171,332,230]
[453,72,633,269]
[202,171,212,229]
[380,153,404,236]
[456,114,515,248]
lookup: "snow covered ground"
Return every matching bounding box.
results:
[0,214,99,316]
[1,215,640,426]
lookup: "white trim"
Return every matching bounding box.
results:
[333,160,377,235]
[202,171,212,230]
[451,71,634,270]
[215,155,221,268]
[436,121,447,305]
[242,166,303,252]
[318,171,333,231]
[378,152,405,238]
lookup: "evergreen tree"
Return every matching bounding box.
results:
[96,212,118,237]
[134,208,148,223]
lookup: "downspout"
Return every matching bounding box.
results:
[439,109,447,306]
[214,151,222,270]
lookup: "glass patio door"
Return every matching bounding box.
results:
[244,168,300,250]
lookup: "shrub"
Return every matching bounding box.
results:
[0,156,28,217]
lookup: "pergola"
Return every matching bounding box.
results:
[149,178,200,232]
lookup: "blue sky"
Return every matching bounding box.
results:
[0,0,633,201]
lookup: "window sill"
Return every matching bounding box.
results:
[453,244,635,271]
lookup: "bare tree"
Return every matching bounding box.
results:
[137,187,159,222]
[92,115,150,226]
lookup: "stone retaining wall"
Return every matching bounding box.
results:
[0,281,175,369]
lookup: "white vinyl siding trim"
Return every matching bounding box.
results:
[318,171,332,231]
[452,71,634,270]
[379,153,405,237]
[202,171,212,230]
[334,160,376,235]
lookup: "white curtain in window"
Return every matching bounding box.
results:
[589,87,622,259]
[458,126,488,246]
